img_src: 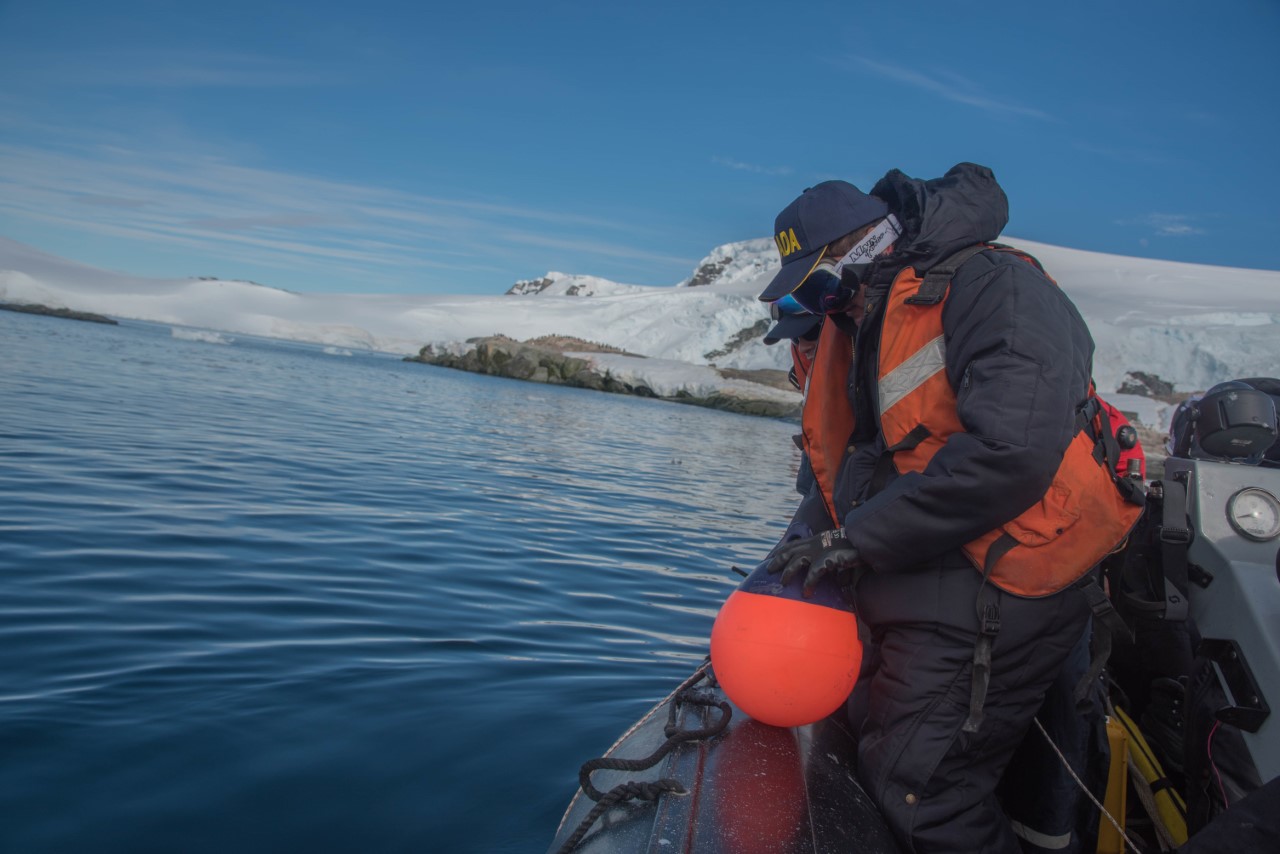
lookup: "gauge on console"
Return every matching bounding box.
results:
[1226,487,1280,541]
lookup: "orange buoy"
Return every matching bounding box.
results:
[710,561,862,728]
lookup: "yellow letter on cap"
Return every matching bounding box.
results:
[775,228,802,258]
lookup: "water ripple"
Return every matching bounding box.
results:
[0,311,801,853]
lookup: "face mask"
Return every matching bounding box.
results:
[831,214,901,276]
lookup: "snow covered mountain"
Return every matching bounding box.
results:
[2,234,1278,410]
[505,272,654,297]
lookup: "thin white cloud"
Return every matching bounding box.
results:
[10,49,338,89]
[1072,141,1187,168]
[76,194,152,209]
[1116,213,1208,238]
[849,57,1055,122]
[495,227,695,267]
[0,133,681,288]
[711,156,793,177]
[5,204,501,283]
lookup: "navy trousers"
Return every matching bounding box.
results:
[847,555,1092,854]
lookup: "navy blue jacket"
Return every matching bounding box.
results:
[816,163,1097,573]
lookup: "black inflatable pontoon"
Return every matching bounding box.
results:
[547,663,901,854]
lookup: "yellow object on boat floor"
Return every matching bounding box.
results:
[1114,706,1189,848]
[1098,716,1130,854]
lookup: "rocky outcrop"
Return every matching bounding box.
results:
[703,318,771,362]
[407,335,800,418]
[523,335,635,355]
[0,302,117,324]
[684,256,734,288]
[506,276,554,295]
[409,336,644,392]
[1119,371,1178,400]
[668,389,801,418]
[412,338,640,394]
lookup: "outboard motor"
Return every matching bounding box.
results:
[1158,379,1280,830]
[1168,380,1280,464]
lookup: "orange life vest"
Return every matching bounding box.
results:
[802,249,1142,597]
[800,320,856,527]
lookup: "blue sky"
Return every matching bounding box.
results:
[1,0,1277,295]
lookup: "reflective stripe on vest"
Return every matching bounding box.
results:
[880,334,946,415]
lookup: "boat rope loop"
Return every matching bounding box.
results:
[1033,715,1142,854]
[556,666,732,853]
[555,780,687,854]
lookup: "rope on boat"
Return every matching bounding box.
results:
[555,664,732,854]
[1033,715,1142,854]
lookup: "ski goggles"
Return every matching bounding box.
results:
[770,293,811,321]
[785,258,862,315]
[766,296,822,343]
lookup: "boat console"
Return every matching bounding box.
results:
[1168,454,1280,781]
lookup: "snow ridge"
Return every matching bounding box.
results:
[2,234,1278,408]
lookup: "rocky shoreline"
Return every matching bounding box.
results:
[408,335,1178,465]
[406,335,802,418]
[0,302,118,325]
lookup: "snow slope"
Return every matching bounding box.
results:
[2,234,1277,408]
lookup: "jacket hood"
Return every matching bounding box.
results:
[870,163,1009,271]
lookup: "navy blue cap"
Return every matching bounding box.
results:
[758,181,888,302]
[763,312,821,345]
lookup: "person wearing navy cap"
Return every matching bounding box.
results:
[756,163,1142,853]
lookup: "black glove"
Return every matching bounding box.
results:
[766,527,864,598]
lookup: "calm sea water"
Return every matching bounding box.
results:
[0,310,801,853]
